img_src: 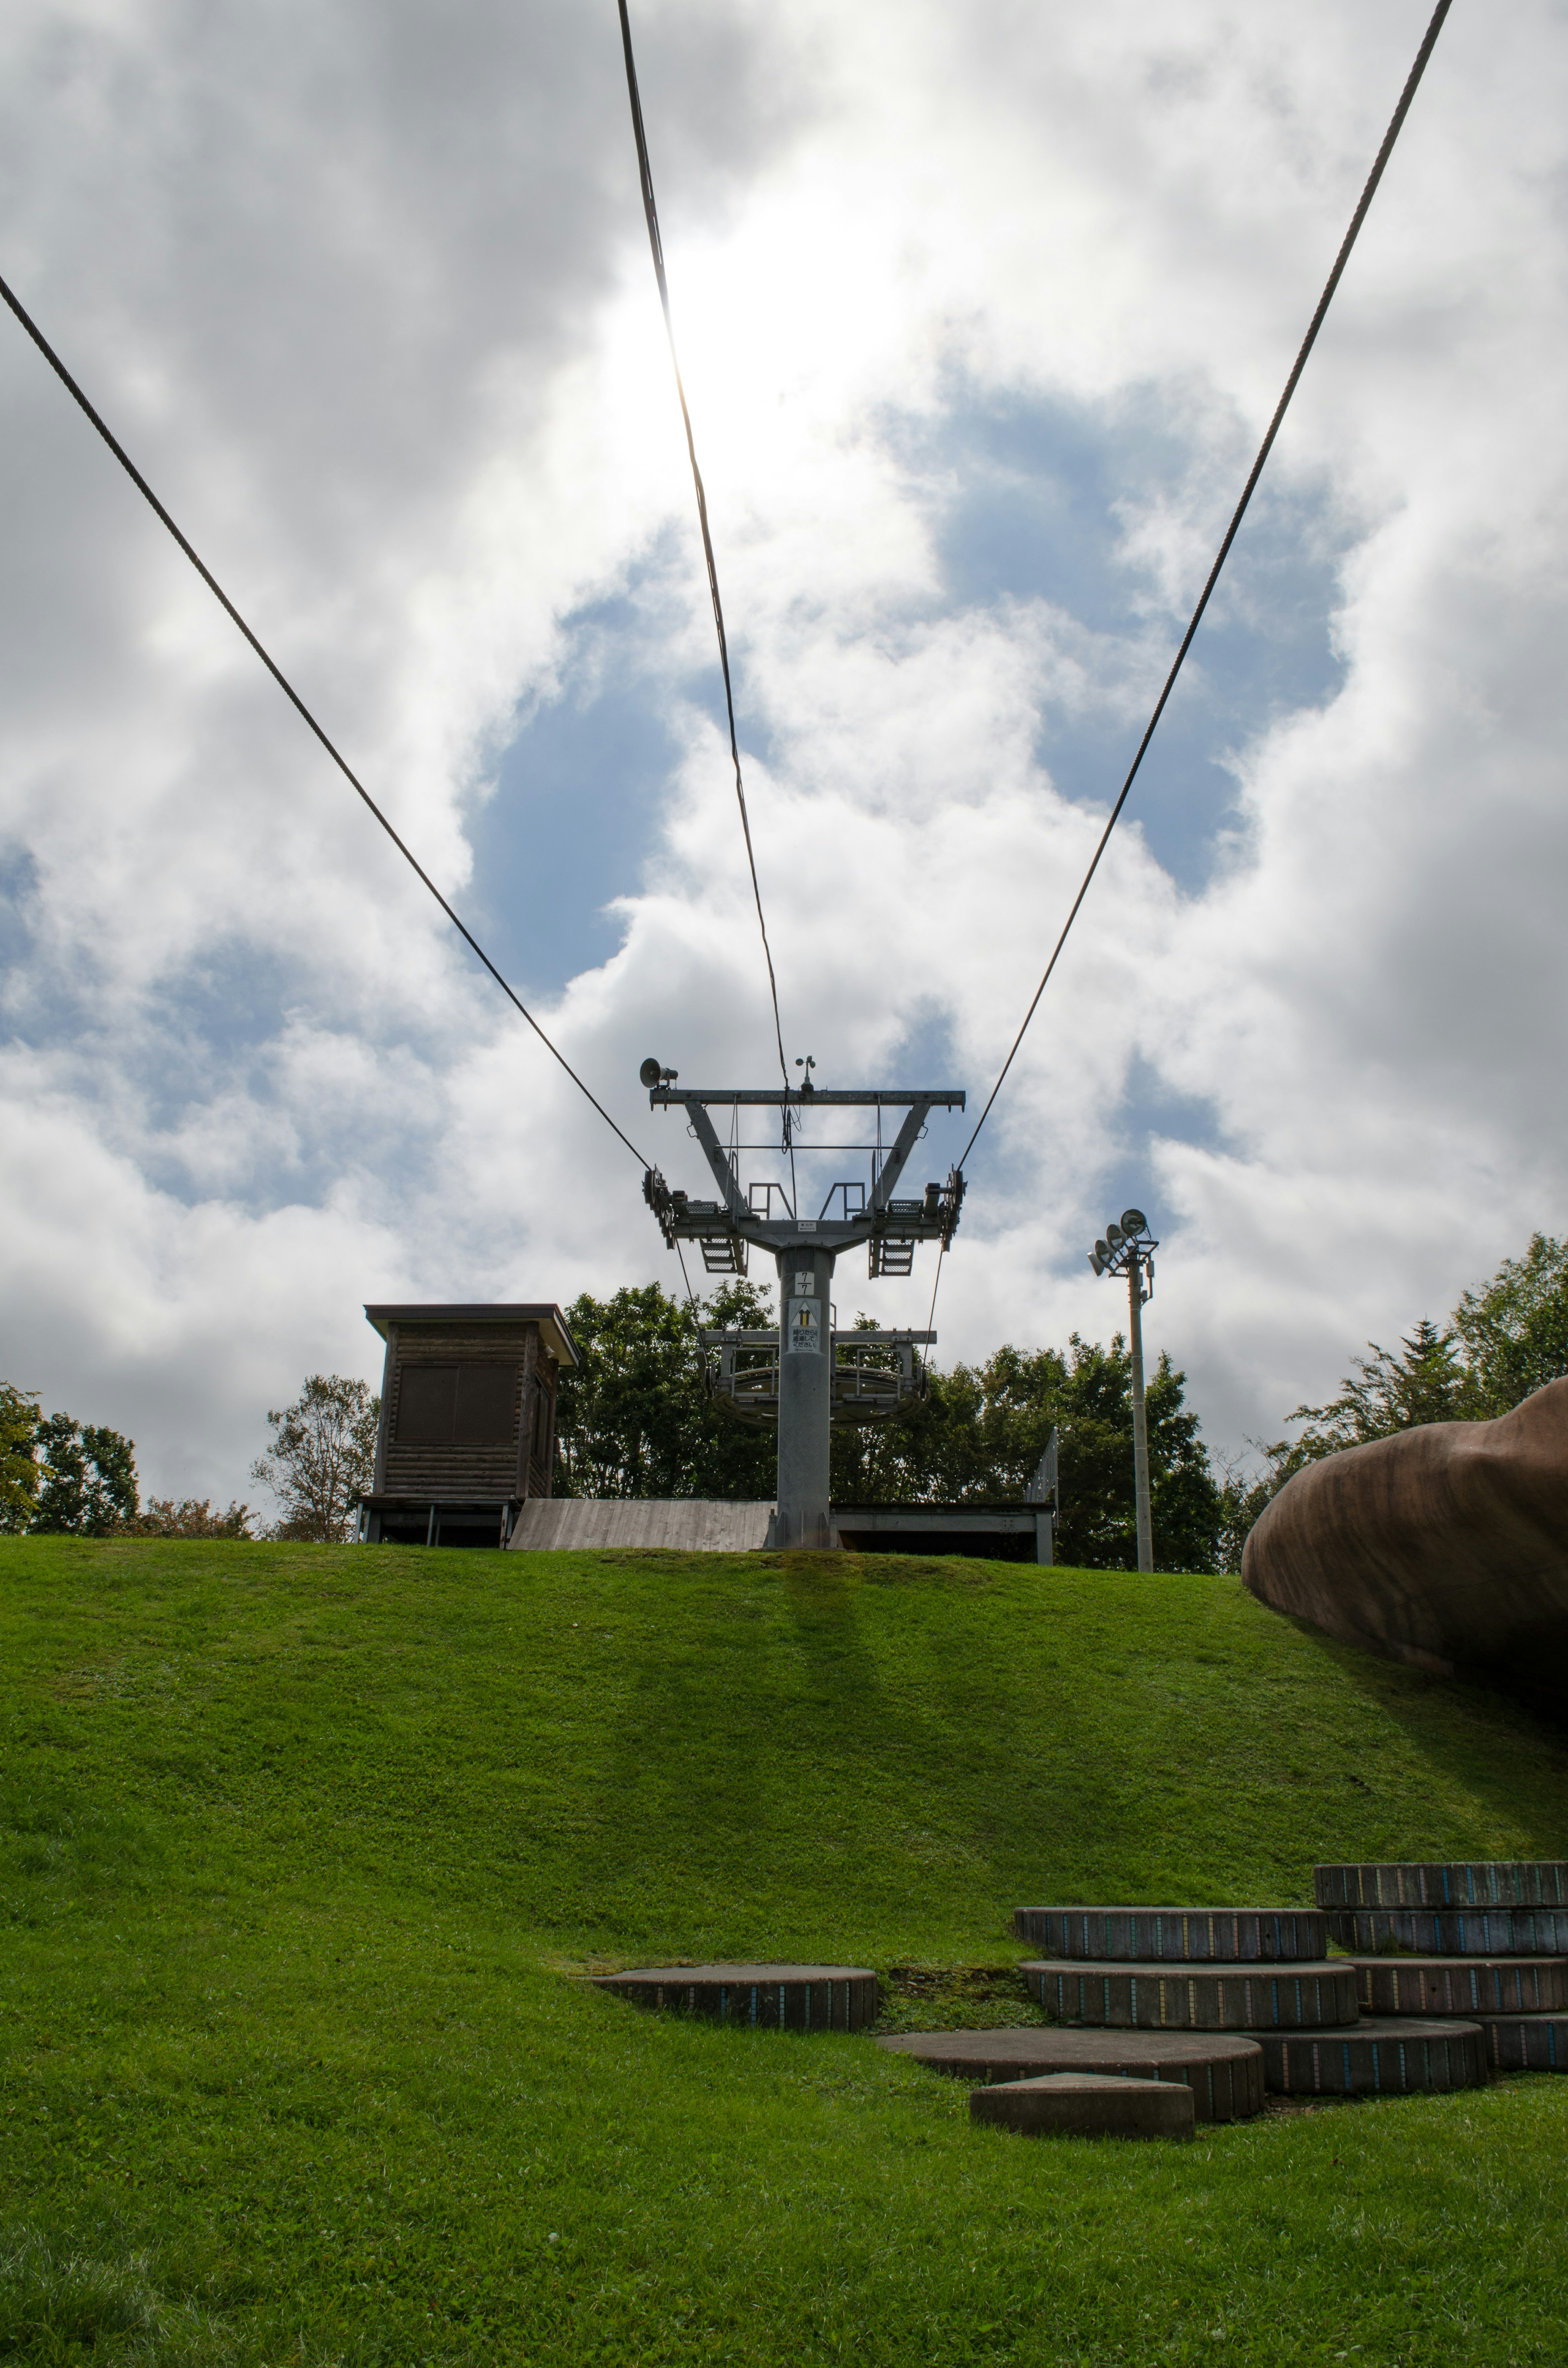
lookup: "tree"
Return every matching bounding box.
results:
[555,1280,776,1500]
[1453,1232,1568,1416]
[0,1384,40,1532]
[137,1497,254,1539]
[831,1331,1225,1571]
[250,1375,380,1542]
[30,1412,139,1535]
[1265,1319,1469,1478]
[1225,1233,1568,1565]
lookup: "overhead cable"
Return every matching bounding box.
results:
[616,0,791,1099]
[0,268,651,1169]
[957,0,1453,1174]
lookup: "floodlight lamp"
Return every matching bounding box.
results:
[1094,1240,1110,1267]
[639,1057,662,1088]
[1121,1207,1147,1235]
[1105,1221,1124,1248]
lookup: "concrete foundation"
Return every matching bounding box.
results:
[875,2026,1264,2122]
[1011,1907,1328,1964]
[1351,1955,1568,2018]
[1023,1957,1359,2030]
[1326,1906,1568,1957]
[970,2072,1194,2142]
[595,1962,876,2031]
[1316,1860,1568,1912]
[1252,2016,1488,2095]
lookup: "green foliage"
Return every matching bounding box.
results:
[0,1383,39,1532]
[4,1535,1568,2366]
[1235,1232,1568,1559]
[1267,1318,1470,1479]
[136,1495,254,1539]
[1454,1231,1568,1416]
[29,1410,138,1535]
[249,1373,379,1542]
[834,1334,1224,1572]
[556,1279,776,1499]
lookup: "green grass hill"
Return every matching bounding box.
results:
[4,1536,1568,2365]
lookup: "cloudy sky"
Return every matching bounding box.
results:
[2,0,1564,1515]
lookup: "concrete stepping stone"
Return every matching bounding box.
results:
[1251,2017,1488,2096]
[1473,2012,1568,2073]
[1023,1957,1359,2031]
[875,2026,1264,2122]
[970,2072,1195,2142]
[1351,1955,1568,2018]
[595,1963,876,2030]
[1316,1860,1568,1911]
[1012,1906,1326,1963]
[1324,1905,1568,1957]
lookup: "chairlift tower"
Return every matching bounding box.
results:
[640,1063,966,1550]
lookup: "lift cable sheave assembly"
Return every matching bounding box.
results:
[617,0,791,1103]
[640,1073,967,1547]
[923,0,1454,1331]
[0,273,653,1173]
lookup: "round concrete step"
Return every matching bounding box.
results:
[1251,2017,1488,2096]
[1023,1957,1359,2031]
[594,1963,876,2030]
[1011,1906,1326,1963]
[1316,1861,1568,1911]
[970,2072,1195,2142]
[1473,2012,1568,2073]
[1351,1955,1568,2018]
[875,2026,1264,2122]
[1326,1906,1568,1957]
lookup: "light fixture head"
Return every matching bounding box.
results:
[1121,1207,1148,1235]
[639,1057,663,1088]
[1093,1240,1110,1268]
[1105,1221,1124,1248]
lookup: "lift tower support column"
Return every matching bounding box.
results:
[640,1080,967,1551]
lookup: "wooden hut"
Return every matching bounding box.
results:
[359,1303,578,1548]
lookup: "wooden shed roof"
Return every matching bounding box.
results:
[363,1303,579,1368]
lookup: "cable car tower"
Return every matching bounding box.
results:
[639,1061,965,1549]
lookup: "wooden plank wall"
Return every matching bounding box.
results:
[380,1323,558,1501]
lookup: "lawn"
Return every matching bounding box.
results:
[3,1535,1567,2365]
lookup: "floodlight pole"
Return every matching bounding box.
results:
[639,1080,967,1551]
[1127,1246,1154,1575]
[1088,1209,1158,1574]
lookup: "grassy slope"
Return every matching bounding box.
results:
[3,1535,1568,2367]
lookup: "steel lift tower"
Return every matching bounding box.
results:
[639,1066,966,1550]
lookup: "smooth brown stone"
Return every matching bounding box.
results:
[595,1964,876,2031]
[1242,1378,1568,1699]
[876,2025,1264,2122]
[970,2072,1194,2141]
[1250,2017,1488,2095]
[1023,1957,1359,2029]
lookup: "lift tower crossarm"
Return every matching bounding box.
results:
[647,1085,966,1257]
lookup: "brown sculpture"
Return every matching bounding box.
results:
[1242,1377,1568,1701]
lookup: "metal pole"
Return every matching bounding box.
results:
[774,1242,837,1549]
[1127,1251,1154,1572]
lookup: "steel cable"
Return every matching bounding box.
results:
[956,0,1453,1175]
[616,0,792,1105]
[0,269,653,1169]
